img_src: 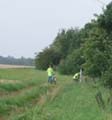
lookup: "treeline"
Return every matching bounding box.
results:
[35,2,112,88]
[0,56,34,66]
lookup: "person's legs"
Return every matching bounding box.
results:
[48,76,50,83]
[51,76,56,84]
[48,76,52,83]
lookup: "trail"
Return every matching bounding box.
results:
[37,85,61,106]
[0,116,4,120]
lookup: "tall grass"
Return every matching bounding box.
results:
[0,69,47,92]
[0,68,111,120]
[13,83,106,120]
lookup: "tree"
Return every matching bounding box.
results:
[58,48,85,75]
[98,2,112,32]
[52,28,82,59]
[35,48,61,70]
[83,27,110,78]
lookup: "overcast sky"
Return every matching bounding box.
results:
[0,0,111,58]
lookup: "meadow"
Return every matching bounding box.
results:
[0,68,111,120]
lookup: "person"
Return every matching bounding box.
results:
[47,65,54,84]
[73,72,80,82]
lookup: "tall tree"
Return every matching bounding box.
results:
[83,27,110,78]
[35,48,61,70]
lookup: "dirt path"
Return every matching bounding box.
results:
[0,116,4,120]
[37,85,61,106]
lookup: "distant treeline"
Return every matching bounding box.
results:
[0,56,34,66]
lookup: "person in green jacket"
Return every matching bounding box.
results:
[47,65,54,84]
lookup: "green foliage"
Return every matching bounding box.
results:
[83,27,110,78]
[35,48,61,70]
[102,65,112,88]
[52,28,82,58]
[98,2,112,32]
[35,28,83,71]
[58,49,85,75]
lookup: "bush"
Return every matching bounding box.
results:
[102,66,112,88]
[58,49,85,75]
[35,48,61,70]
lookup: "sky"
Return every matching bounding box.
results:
[0,0,111,58]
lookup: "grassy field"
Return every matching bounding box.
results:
[0,68,111,120]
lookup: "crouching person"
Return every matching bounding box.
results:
[73,72,80,82]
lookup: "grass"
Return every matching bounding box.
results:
[0,69,46,92]
[0,68,112,120]
[14,83,104,120]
